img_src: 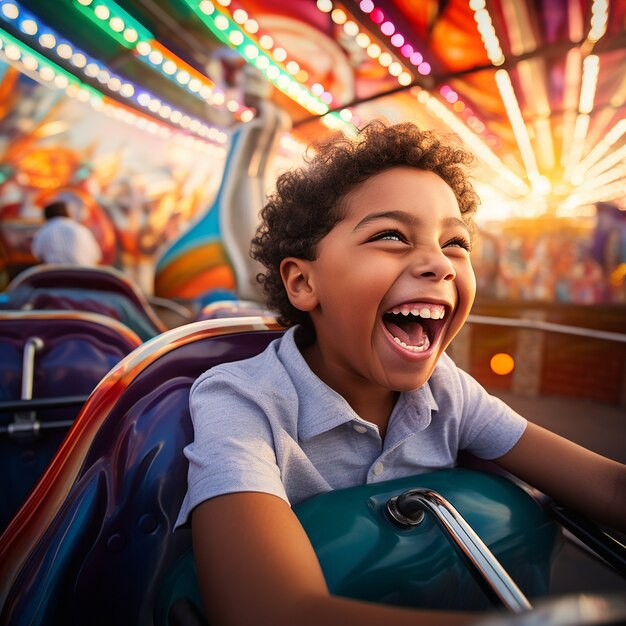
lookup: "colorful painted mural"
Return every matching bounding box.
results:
[0,62,226,293]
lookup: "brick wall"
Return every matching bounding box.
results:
[451,300,626,407]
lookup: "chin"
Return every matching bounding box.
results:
[385,370,434,393]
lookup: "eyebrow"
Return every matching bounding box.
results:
[353,210,470,234]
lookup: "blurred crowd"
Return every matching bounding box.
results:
[473,203,626,304]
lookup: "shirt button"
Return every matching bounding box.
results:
[373,462,384,476]
[353,424,367,434]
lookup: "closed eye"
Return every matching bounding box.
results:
[368,230,407,243]
[443,236,471,252]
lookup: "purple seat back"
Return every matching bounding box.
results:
[0,317,283,626]
[0,311,142,404]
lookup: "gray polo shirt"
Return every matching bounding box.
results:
[176,326,526,527]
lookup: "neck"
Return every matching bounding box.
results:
[302,343,398,439]
[349,389,397,439]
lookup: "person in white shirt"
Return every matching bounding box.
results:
[31,201,102,266]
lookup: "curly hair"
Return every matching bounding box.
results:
[250,121,479,329]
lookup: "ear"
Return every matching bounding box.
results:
[280,257,318,312]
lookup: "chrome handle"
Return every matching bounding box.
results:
[18,336,44,424]
[387,488,532,613]
[21,336,44,400]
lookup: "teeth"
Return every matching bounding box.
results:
[388,304,446,320]
[393,335,431,352]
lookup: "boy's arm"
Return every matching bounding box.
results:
[192,492,479,626]
[495,421,626,532]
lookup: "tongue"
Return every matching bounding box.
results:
[385,318,427,346]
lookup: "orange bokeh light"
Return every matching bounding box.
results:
[490,353,515,376]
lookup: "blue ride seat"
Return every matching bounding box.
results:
[2,317,616,625]
[9,287,160,341]
[6,265,168,340]
[0,311,143,533]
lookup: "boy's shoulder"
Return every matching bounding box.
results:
[191,327,301,396]
[430,350,462,382]
[194,334,284,385]
[427,351,475,401]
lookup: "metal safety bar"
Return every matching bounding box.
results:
[549,503,626,576]
[467,314,626,344]
[0,396,87,438]
[387,488,532,613]
[0,395,89,413]
[1,419,75,437]
[20,336,44,401]
[17,336,44,425]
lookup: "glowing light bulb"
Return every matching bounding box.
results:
[490,353,514,375]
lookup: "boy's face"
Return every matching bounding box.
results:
[298,166,476,395]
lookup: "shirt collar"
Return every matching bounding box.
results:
[276,326,439,442]
[276,327,359,441]
[383,382,438,451]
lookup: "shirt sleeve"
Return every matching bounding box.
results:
[456,366,527,459]
[31,231,42,260]
[175,367,288,528]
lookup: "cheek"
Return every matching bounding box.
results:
[466,277,477,309]
[457,264,476,305]
[467,266,477,296]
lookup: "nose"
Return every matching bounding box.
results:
[409,247,456,282]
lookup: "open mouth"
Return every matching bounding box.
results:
[382,303,447,353]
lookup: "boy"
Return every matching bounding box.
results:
[177,122,626,625]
